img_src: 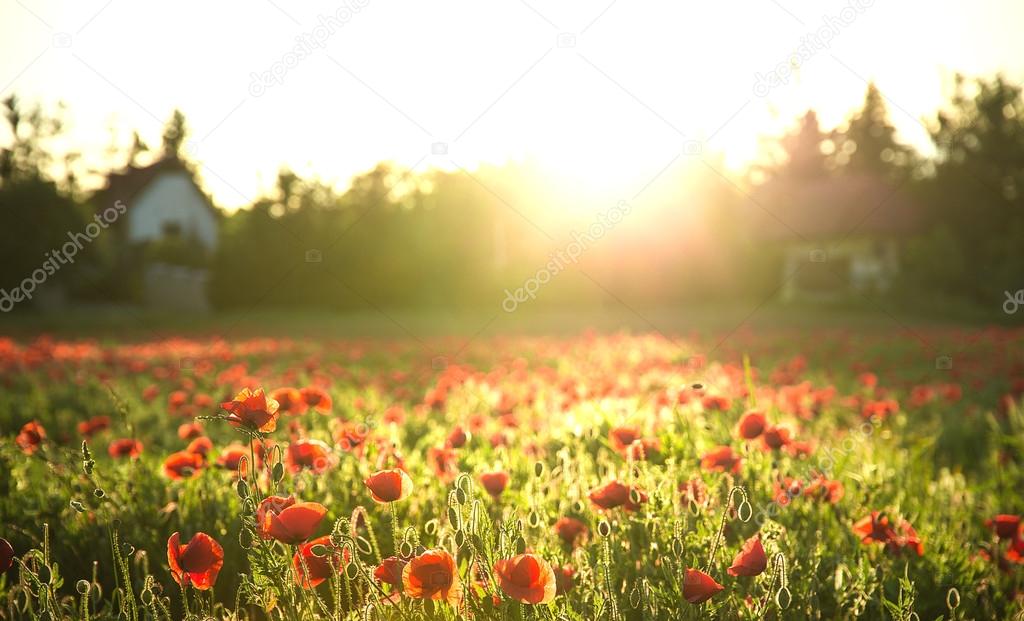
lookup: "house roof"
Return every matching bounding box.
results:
[94,156,220,218]
[747,173,922,241]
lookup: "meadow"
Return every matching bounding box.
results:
[1,314,1023,620]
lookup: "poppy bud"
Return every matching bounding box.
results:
[455,530,466,547]
[528,512,541,528]
[70,500,85,513]
[76,580,90,594]
[447,507,460,528]
[238,529,253,549]
[455,488,467,505]
[140,590,153,605]
[515,536,526,554]
[236,479,248,499]
[93,489,105,498]
[38,565,51,583]
[534,462,544,477]
[672,538,684,556]
[598,521,611,537]
[401,541,414,557]
[310,544,329,557]
[273,462,285,482]
[345,562,358,579]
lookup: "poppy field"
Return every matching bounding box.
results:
[2,324,1024,620]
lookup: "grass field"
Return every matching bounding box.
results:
[1,310,1023,619]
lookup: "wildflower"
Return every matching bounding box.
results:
[446,425,468,449]
[163,451,204,479]
[553,565,575,595]
[220,387,280,433]
[588,480,647,511]
[480,470,510,498]
[986,514,1021,540]
[608,426,642,454]
[215,443,249,475]
[299,386,332,414]
[761,424,792,450]
[493,553,556,604]
[16,421,45,454]
[364,469,414,503]
[285,439,333,474]
[679,476,710,509]
[554,517,588,546]
[293,535,349,588]
[682,568,723,604]
[177,422,204,440]
[77,416,111,438]
[256,495,327,544]
[186,436,213,457]
[271,387,306,415]
[427,446,459,483]
[402,549,462,606]
[736,410,767,440]
[700,446,742,474]
[167,532,223,590]
[375,556,407,588]
[108,438,143,459]
[728,535,767,577]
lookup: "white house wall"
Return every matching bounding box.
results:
[125,171,217,249]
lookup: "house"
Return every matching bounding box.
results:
[749,173,922,301]
[95,156,220,310]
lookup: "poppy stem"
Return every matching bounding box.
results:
[390,502,401,556]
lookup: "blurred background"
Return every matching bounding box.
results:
[1,0,1023,333]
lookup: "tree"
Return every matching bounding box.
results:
[832,83,916,179]
[924,74,1024,301]
[161,109,188,158]
[778,110,830,179]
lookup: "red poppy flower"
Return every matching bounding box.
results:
[493,553,556,604]
[0,537,14,573]
[220,387,280,433]
[364,469,414,503]
[446,425,468,449]
[177,422,204,440]
[588,480,647,511]
[986,514,1021,540]
[163,451,204,479]
[16,421,45,454]
[286,439,333,474]
[728,535,767,577]
[608,426,642,454]
[256,495,327,544]
[216,443,249,475]
[186,436,213,457]
[700,446,742,474]
[108,438,143,459]
[402,549,463,607]
[299,386,332,414]
[427,446,459,483]
[293,535,349,588]
[772,477,804,506]
[78,416,111,438]
[480,470,510,498]
[167,532,223,590]
[679,477,710,509]
[736,410,767,440]
[554,517,588,546]
[761,425,792,450]
[853,511,896,545]
[702,395,732,412]
[553,565,575,595]
[272,387,307,416]
[375,556,407,588]
[804,475,844,504]
[335,422,370,455]
[682,568,723,604]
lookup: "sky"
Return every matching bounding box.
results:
[1,0,1023,210]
